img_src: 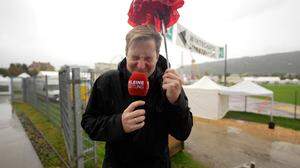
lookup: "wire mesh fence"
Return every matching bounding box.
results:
[10,67,98,168]
[59,67,97,168]
[229,95,299,119]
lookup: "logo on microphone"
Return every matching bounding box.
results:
[128,72,148,97]
[128,80,144,89]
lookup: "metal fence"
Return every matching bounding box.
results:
[10,67,97,168]
[229,95,299,119]
[10,77,23,101]
[59,67,97,168]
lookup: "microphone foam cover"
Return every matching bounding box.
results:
[128,72,148,97]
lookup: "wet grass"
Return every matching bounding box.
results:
[13,102,68,167]
[225,111,300,131]
[171,151,206,168]
[260,84,300,105]
[13,101,205,168]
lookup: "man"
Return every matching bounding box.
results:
[81,25,193,168]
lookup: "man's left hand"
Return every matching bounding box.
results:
[162,69,183,104]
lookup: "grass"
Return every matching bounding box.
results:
[225,111,300,131]
[260,83,300,105]
[13,102,68,167]
[171,151,206,168]
[13,101,205,168]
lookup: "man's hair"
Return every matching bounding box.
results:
[125,25,162,56]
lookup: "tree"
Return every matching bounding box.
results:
[28,69,39,76]
[0,68,9,77]
[27,61,55,76]
[22,64,28,73]
[8,63,24,77]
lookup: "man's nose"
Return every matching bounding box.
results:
[137,59,146,69]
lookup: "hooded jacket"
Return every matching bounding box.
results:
[81,55,193,168]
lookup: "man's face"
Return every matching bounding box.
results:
[126,39,159,77]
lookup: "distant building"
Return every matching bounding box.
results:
[68,65,91,72]
[243,76,280,83]
[227,74,243,84]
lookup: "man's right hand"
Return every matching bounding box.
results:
[121,100,146,133]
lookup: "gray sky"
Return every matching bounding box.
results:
[1,0,300,69]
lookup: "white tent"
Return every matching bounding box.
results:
[18,73,30,78]
[183,77,275,120]
[37,71,58,78]
[0,76,11,95]
[225,80,273,96]
[183,76,229,120]
[220,80,274,122]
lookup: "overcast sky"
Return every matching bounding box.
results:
[1,0,300,69]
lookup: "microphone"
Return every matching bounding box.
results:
[128,71,149,98]
[128,72,148,141]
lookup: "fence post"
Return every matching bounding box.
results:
[10,77,14,101]
[22,78,26,102]
[89,70,98,167]
[33,76,38,108]
[45,75,49,113]
[72,68,84,168]
[59,67,75,166]
[244,96,247,112]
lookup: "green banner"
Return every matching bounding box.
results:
[219,47,224,58]
[166,26,173,41]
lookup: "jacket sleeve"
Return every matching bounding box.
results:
[81,77,125,142]
[165,88,193,141]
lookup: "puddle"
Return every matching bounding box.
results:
[227,126,242,134]
[270,141,300,166]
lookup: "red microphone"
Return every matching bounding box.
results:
[128,72,149,97]
[128,72,148,140]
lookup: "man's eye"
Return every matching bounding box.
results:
[131,56,139,60]
[145,57,153,62]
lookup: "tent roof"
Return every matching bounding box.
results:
[37,71,58,77]
[184,77,273,97]
[221,80,273,97]
[184,76,226,90]
[0,76,10,81]
[18,73,30,78]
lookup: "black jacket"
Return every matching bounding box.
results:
[81,55,193,168]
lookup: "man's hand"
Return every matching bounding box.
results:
[122,101,146,133]
[162,69,183,104]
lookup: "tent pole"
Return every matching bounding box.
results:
[271,96,274,122]
[244,96,247,112]
[224,44,227,86]
[268,95,275,129]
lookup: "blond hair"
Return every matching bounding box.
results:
[125,25,162,56]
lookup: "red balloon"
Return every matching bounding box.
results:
[128,0,184,32]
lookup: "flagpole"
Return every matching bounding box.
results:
[161,20,170,69]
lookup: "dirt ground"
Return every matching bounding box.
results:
[185,117,300,168]
[195,118,300,144]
